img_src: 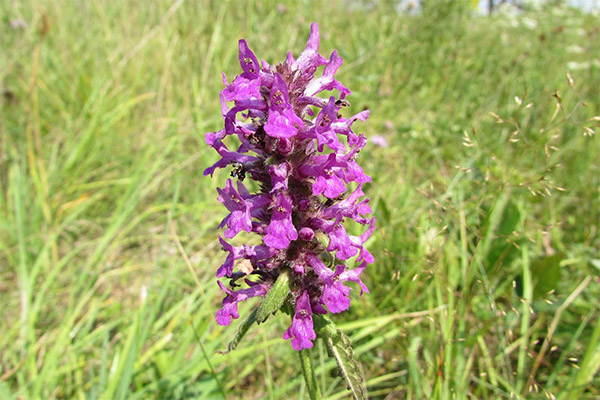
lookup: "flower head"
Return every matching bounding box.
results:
[207,23,375,350]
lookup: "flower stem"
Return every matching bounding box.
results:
[299,348,322,400]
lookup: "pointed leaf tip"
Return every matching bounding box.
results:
[217,308,258,354]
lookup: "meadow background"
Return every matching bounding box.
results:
[1,0,599,398]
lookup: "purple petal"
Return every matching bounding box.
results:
[313,175,346,199]
[224,99,268,136]
[269,74,292,112]
[292,23,328,73]
[264,108,302,138]
[283,291,316,350]
[222,73,261,102]
[312,96,345,152]
[216,236,244,278]
[370,135,389,147]
[322,281,351,313]
[217,179,252,239]
[264,193,298,249]
[304,50,350,97]
[340,262,370,295]
[215,280,269,326]
[203,136,260,177]
[301,154,348,199]
[307,253,333,279]
[238,40,260,75]
[321,184,371,224]
[344,160,371,184]
[350,217,376,264]
[327,223,358,260]
[269,162,290,192]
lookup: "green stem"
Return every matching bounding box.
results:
[299,348,322,400]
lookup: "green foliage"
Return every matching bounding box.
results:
[314,315,364,400]
[1,0,599,399]
[256,270,291,324]
[531,253,564,299]
[219,308,259,355]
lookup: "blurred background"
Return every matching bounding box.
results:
[1,0,599,398]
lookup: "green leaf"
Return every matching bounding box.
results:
[313,313,339,339]
[217,308,258,355]
[566,316,600,400]
[256,270,291,324]
[314,315,365,400]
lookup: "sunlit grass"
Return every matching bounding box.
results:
[1,0,599,398]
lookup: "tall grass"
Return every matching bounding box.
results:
[1,0,599,398]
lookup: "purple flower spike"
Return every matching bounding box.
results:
[283,291,316,350]
[207,24,375,350]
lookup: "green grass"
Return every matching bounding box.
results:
[1,0,599,398]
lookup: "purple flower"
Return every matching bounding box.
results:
[321,184,372,224]
[264,75,304,138]
[216,280,269,326]
[268,162,291,193]
[327,222,358,260]
[299,154,348,199]
[264,192,298,249]
[216,236,277,278]
[319,263,369,313]
[283,291,316,350]
[207,23,375,350]
[237,39,260,75]
[304,50,349,97]
[312,97,346,152]
[309,255,369,313]
[217,179,252,238]
[10,19,27,30]
[216,236,243,278]
[222,73,261,102]
[203,132,260,177]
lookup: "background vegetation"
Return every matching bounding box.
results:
[1,0,599,398]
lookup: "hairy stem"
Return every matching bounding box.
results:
[299,348,322,400]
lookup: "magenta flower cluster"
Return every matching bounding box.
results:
[205,23,374,350]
